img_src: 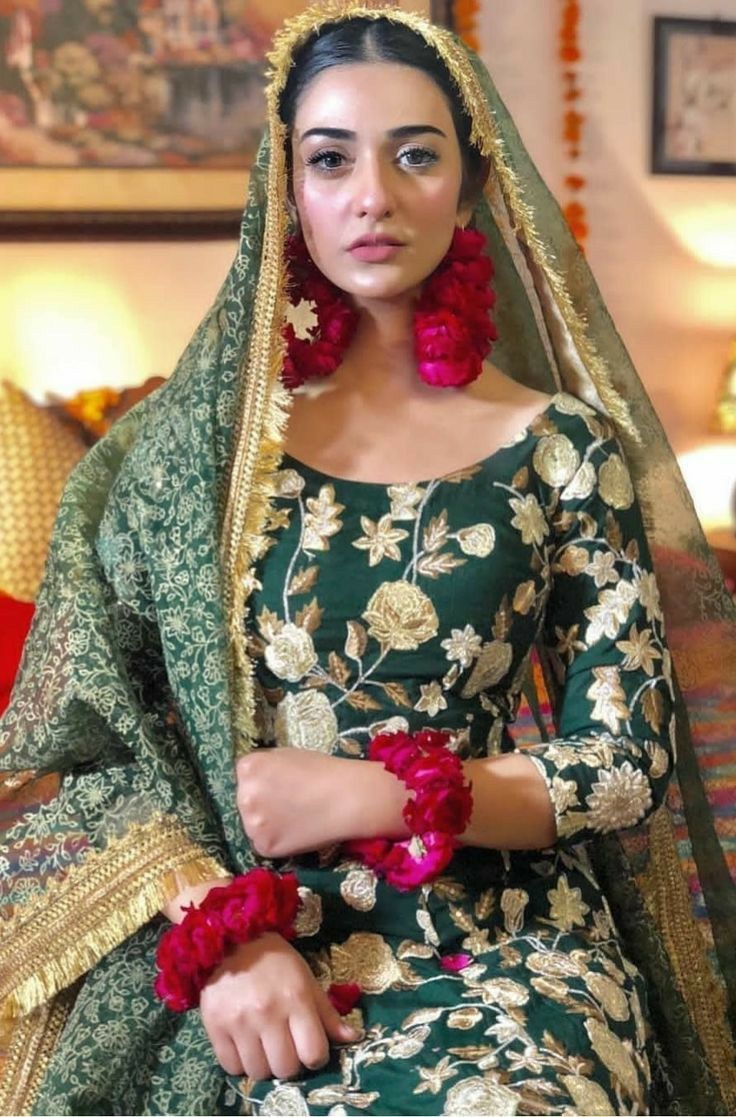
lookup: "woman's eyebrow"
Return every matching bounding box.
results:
[299,124,447,143]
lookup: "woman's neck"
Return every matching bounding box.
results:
[335,297,428,401]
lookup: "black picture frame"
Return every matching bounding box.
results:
[652,16,736,176]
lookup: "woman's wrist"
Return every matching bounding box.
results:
[342,757,410,842]
[161,876,234,924]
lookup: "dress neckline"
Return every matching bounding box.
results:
[281,392,561,489]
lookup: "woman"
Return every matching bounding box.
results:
[0,5,734,1115]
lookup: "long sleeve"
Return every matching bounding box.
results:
[524,423,675,847]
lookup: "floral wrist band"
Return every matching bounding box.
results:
[344,729,473,892]
[154,868,301,1012]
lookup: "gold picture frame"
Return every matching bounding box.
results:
[1,0,436,238]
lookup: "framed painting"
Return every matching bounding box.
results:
[0,0,434,237]
[652,16,736,176]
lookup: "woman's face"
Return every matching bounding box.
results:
[290,61,470,305]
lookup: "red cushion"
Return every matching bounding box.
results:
[0,592,35,714]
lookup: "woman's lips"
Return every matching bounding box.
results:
[348,243,404,262]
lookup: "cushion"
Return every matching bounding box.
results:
[0,381,87,601]
[0,592,34,715]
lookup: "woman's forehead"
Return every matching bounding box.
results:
[292,61,453,133]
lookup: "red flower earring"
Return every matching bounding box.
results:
[281,227,497,390]
[281,234,360,390]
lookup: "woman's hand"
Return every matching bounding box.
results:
[200,931,359,1080]
[235,748,409,858]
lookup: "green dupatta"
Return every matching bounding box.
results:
[1,4,734,1112]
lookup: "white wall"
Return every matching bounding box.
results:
[479,1,736,460]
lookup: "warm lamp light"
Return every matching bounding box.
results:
[713,339,736,435]
[673,207,736,269]
[0,271,148,398]
[678,443,736,533]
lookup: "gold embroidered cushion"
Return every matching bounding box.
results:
[0,381,87,602]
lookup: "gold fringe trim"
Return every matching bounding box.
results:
[0,987,76,1116]
[640,808,736,1111]
[0,814,228,1019]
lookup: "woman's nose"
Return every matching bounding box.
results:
[352,155,395,219]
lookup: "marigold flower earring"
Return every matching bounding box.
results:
[281,227,497,390]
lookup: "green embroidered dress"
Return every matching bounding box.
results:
[238,391,675,1116]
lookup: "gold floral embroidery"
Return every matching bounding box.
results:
[533,434,580,487]
[414,681,448,717]
[584,1018,642,1100]
[442,1076,519,1116]
[500,888,529,934]
[586,550,620,588]
[587,666,630,734]
[388,482,425,520]
[441,624,482,668]
[585,761,653,830]
[294,887,323,937]
[616,624,662,676]
[447,1007,484,1030]
[273,469,305,498]
[509,493,549,547]
[352,513,409,565]
[414,1055,459,1095]
[339,869,377,911]
[456,523,496,557]
[634,570,663,622]
[303,484,344,552]
[584,972,631,1022]
[461,640,513,697]
[264,622,318,681]
[330,932,402,994]
[584,581,637,643]
[562,460,596,501]
[598,454,635,509]
[560,1075,616,1115]
[546,874,590,931]
[362,580,439,651]
[274,690,338,752]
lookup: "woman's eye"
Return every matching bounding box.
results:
[398,146,438,168]
[305,149,345,171]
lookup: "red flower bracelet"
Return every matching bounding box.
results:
[154,868,301,1012]
[343,729,473,891]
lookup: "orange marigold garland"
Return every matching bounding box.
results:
[451,0,480,53]
[559,0,588,249]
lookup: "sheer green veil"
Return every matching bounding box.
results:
[0,3,733,1112]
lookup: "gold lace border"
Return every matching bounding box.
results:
[0,988,76,1116]
[641,808,736,1111]
[0,813,228,1019]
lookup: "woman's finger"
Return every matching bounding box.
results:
[207,1029,244,1077]
[232,1030,271,1082]
[289,1003,330,1072]
[315,985,361,1045]
[261,1023,302,1081]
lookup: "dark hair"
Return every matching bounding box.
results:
[280,17,489,208]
